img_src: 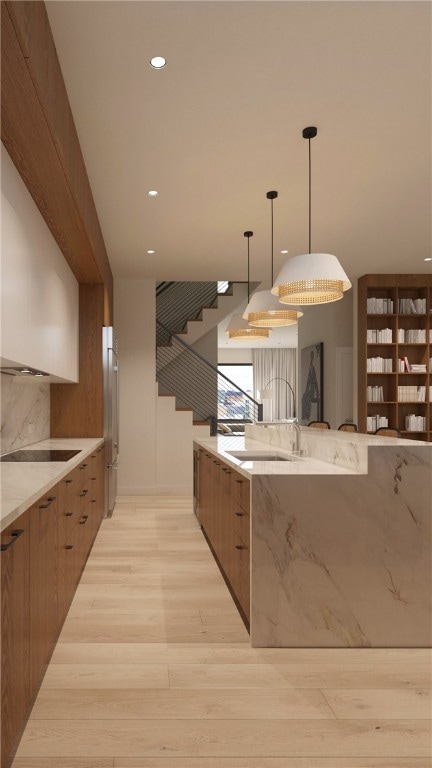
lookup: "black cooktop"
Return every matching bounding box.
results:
[1,449,82,462]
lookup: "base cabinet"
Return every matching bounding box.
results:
[198,450,250,623]
[1,443,104,768]
[29,492,58,694]
[1,511,30,768]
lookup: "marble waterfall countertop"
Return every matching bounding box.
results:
[196,425,432,648]
[1,437,104,532]
[193,435,360,478]
[194,424,430,477]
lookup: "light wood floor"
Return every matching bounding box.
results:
[13,495,432,768]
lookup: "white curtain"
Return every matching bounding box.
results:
[253,348,297,420]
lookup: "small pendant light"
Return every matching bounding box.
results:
[226,232,270,341]
[272,127,351,305]
[243,192,303,327]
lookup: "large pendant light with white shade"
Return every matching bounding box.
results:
[243,192,303,327]
[272,127,351,305]
[226,231,270,341]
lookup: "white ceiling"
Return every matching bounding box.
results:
[46,1,431,292]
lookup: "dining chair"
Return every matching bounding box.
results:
[338,423,358,432]
[374,427,401,438]
[308,421,331,429]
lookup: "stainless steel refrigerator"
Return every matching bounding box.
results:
[102,326,119,517]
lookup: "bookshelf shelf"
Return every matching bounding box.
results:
[358,274,431,442]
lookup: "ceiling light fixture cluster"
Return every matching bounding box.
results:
[227,126,351,343]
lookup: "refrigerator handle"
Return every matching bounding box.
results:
[114,357,119,453]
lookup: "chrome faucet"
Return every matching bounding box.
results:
[286,417,302,455]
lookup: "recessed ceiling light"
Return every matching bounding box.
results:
[150,56,166,69]
[148,190,159,197]
[424,257,432,262]
[147,250,155,254]
[281,249,289,254]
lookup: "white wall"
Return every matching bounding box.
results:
[218,348,253,364]
[115,278,193,495]
[298,293,354,429]
[1,145,79,382]
[115,279,157,493]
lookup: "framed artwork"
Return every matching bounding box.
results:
[300,342,324,424]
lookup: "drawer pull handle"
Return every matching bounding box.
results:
[1,529,24,551]
[235,544,246,550]
[39,496,55,509]
[235,480,243,484]
[80,464,88,469]
[79,515,89,525]
[64,512,73,517]
[235,512,244,517]
[80,490,88,497]
[91,499,97,504]
[65,479,73,484]
[65,544,74,550]
[91,477,97,481]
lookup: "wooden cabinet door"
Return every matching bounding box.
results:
[1,511,30,768]
[29,491,58,695]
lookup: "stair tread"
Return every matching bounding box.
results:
[193,420,211,425]
[176,407,193,412]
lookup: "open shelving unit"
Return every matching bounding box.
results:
[358,274,432,441]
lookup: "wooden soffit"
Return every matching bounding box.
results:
[1,1,113,322]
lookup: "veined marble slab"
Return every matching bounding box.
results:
[251,444,432,647]
[245,423,428,472]
[1,373,50,454]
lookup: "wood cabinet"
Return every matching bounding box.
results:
[1,443,104,767]
[29,491,58,694]
[197,450,250,624]
[358,275,432,440]
[1,511,30,768]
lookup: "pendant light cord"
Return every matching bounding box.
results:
[244,231,253,303]
[308,137,312,254]
[266,191,278,286]
[271,196,274,284]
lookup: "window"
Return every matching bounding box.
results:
[217,364,254,421]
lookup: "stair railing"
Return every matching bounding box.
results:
[156,281,234,336]
[156,320,263,434]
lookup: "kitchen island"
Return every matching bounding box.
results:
[194,426,431,648]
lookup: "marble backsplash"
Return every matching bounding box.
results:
[1,374,50,454]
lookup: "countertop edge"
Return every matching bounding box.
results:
[1,437,104,532]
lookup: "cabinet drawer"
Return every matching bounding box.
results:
[232,503,250,545]
[232,536,250,622]
[232,471,250,513]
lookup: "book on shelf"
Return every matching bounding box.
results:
[397,328,426,343]
[367,385,384,402]
[410,364,427,373]
[367,415,389,432]
[367,297,394,314]
[404,414,426,432]
[398,297,426,314]
[398,385,426,402]
[402,356,411,372]
[367,357,393,373]
[367,328,393,343]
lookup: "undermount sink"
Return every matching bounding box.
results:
[226,450,298,462]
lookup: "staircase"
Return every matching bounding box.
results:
[156,320,262,435]
[156,280,249,349]
[155,282,262,436]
